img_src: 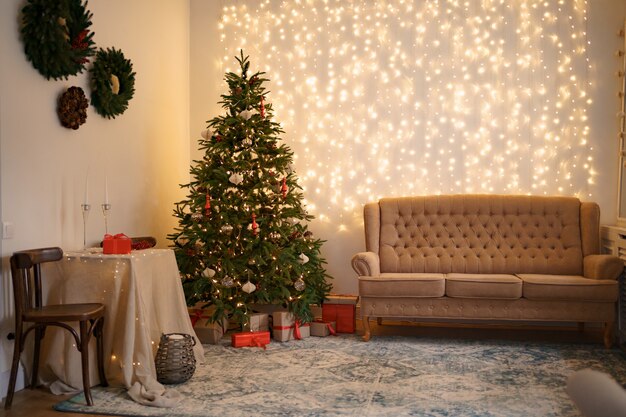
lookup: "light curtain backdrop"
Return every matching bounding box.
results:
[213,0,595,292]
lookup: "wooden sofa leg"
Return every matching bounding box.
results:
[377,317,383,326]
[362,316,371,342]
[604,322,614,349]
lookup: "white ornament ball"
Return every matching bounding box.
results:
[297,253,309,264]
[200,128,212,140]
[221,276,235,287]
[242,281,256,294]
[229,173,244,185]
[202,268,216,278]
[247,223,261,232]
[240,110,254,120]
[294,277,306,291]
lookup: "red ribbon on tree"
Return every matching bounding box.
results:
[251,213,259,235]
[204,194,211,216]
[281,177,288,198]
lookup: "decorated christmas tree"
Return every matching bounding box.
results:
[169,52,331,328]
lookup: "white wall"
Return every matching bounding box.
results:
[0,0,190,386]
[191,1,626,295]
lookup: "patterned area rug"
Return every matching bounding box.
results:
[55,335,626,417]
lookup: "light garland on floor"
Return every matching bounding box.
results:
[218,0,592,227]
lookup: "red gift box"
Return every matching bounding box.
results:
[322,295,358,333]
[102,233,131,254]
[231,331,270,349]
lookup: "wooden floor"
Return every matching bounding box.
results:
[0,319,609,417]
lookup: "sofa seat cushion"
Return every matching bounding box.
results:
[359,273,445,298]
[518,274,618,302]
[445,273,522,300]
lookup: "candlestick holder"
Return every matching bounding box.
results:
[81,203,91,249]
[101,203,111,235]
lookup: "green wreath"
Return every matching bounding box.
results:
[90,48,136,119]
[21,0,95,80]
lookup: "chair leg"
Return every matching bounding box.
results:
[604,321,614,349]
[95,318,108,387]
[362,316,371,342]
[79,321,93,406]
[4,322,24,410]
[30,326,44,389]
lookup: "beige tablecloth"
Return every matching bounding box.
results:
[37,248,204,405]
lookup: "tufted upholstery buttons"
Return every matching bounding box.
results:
[377,195,582,275]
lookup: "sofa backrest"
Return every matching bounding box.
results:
[364,195,600,275]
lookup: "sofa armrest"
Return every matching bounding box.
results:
[583,254,624,280]
[351,252,380,277]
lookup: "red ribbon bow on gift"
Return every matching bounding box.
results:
[315,320,337,336]
[104,233,130,241]
[251,335,268,350]
[275,320,310,340]
[294,320,303,340]
[190,310,203,327]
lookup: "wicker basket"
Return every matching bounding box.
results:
[155,333,196,384]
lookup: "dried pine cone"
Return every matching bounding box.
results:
[57,86,88,129]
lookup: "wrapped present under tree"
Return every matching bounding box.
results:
[322,295,358,333]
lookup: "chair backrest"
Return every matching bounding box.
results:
[10,247,63,316]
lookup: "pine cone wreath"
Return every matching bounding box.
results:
[57,86,88,129]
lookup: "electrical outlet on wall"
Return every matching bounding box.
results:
[2,222,14,239]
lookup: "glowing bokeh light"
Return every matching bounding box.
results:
[218,0,592,225]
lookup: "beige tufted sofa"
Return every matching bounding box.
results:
[351,195,624,346]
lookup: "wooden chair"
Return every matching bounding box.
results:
[4,247,108,409]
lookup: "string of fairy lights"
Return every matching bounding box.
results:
[217,0,592,226]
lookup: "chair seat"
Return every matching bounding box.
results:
[24,303,105,322]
